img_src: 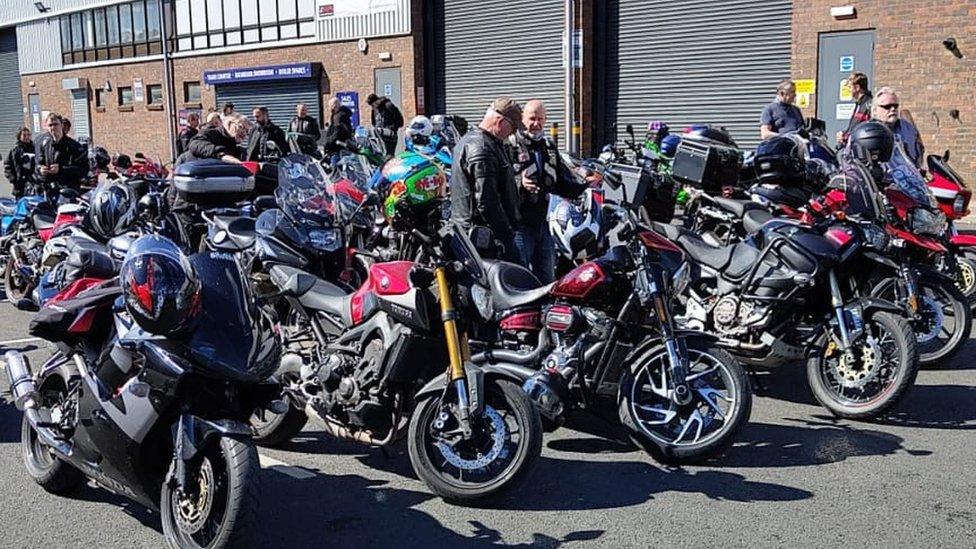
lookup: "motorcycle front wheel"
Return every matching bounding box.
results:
[160,435,261,549]
[617,340,752,463]
[407,379,542,504]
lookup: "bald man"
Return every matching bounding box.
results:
[507,99,586,282]
[289,102,322,155]
[321,98,352,157]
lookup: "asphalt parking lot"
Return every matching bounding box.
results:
[0,302,974,548]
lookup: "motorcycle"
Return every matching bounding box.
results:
[926,149,976,308]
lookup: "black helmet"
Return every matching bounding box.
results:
[93,146,111,170]
[754,135,807,185]
[849,121,894,164]
[120,235,202,336]
[88,182,138,239]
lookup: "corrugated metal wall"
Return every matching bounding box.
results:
[430,0,565,130]
[215,79,321,145]
[316,0,411,42]
[0,27,25,191]
[604,0,793,149]
[16,18,62,74]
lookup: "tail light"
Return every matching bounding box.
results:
[543,305,576,332]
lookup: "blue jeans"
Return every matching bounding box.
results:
[514,223,556,284]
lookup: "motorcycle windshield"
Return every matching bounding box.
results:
[276,154,336,229]
[886,142,936,208]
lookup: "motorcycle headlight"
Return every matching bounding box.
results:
[308,228,342,252]
[470,284,493,321]
[909,208,945,237]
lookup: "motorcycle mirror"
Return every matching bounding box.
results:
[626,124,635,137]
[253,195,278,211]
[944,150,950,161]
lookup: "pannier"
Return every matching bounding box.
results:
[172,160,254,206]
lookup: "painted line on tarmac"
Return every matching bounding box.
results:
[259,453,317,479]
[0,337,43,347]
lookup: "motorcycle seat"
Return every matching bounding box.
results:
[33,211,56,230]
[0,198,15,216]
[742,209,774,235]
[269,264,350,321]
[651,222,759,279]
[709,196,762,218]
[211,215,256,250]
[64,246,117,282]
[483,260,554,312]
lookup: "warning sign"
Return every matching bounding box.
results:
[839,80,853,102]
[797,93,811,109]
[794,79,816,95]
[836,103,855,121]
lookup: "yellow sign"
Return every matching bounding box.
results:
[797,93,811,109]
[795,79,816,95]
[839,80,853,101]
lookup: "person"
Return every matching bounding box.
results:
[222,102,236,117]
[33,117,52,156]
[62,118,72,136]
[322,97,353,157]
[450,97,524,260]
[507,99,586,282]
[246,106,289,161]
[4,127,35,197]
[183,113,248,164]
[837,72,873,145]
[760,79,805,140]
[205,111,222,128]
[288,102,322,155]
[367,93,404,156]
[176,112,201,156]
[34,112,87,194]
[871,86,924,168]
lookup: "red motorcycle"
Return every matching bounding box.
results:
[926,150,976,308]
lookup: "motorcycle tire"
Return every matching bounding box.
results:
[407,378,542,504]
[807,311,918,420]
[4,251,34,305]
[957,253,976,311]
[161,435,261,549]
[617,340,752,464]
[250,404,308,448]
[22,414,84,495]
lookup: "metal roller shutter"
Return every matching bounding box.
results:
[431,0,565,130]
[604,0,792,150]
[0,28,24,191]
[215,79,321,141]
[70,89,91,140]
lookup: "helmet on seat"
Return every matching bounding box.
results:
[849,121,895,164]
[405,116,433,147]
[88,182,138,240]
[754,135,808,185]
[120,235,202,336]
[549,188,604,260]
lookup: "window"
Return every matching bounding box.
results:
[119,4,133,43]
[184,81,201,104]
[60,1,163,64]
[118,87,134,106]
[148,84,164,105]
[173,0,316,52]
[132,1,146,42]
[95,88,110,108]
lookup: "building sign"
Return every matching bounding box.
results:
[316,0,398,19]
[797,93,811,109]
[836,103,855,121]
[337,91,360,128]
[794,79,816,95]
[839,80,853,101]
[204,63,314,85]
[134,78,144,102]
[839,55,855,72]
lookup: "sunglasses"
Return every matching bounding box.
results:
[879,103,900,111]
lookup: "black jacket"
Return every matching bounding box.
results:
[4,140,35,193]
[844,91,873,139]
[176,126,198,156]
[450,128,520,242]
[185,126,242,162]
[246,121,289,161]
[35,134,87,190]
[507,132,586,227]
[371,98,404,132]
[322,107,354,154]
[288,115,321,154]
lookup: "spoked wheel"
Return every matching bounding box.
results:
[4,248,34,304]
[954,255,976,310]
[618,341,752,463]
[807,311,919,419]
[408,379,542,504]
[161,436,260,549]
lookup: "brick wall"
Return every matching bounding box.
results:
[792,1,976,184]
[20,33,418,160]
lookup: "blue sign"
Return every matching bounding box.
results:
[337,91,360,128]
[839,55,855,72]
[204,63,313,85]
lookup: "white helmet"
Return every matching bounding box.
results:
[406,116,433,140]
[549,188,605,261]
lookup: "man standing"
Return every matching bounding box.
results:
[222,102,236,117]
[35,113,87,193]
[367,93,404,156]
[760,79,805,140]
[508,100,586,282]
[322,97,353,156]
[247,106,289,161]
[871,86,924,168]
[837,72,873,146]
[177,112,201,156]
[184,113,248,164]
[288,103,321,155]
[4,127,35,197]
[450,98,523,260]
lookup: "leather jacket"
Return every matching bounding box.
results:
[289,115,322,155]
[450,127,520,242]
[246,121,289,161]
[322,107,353,155]
[184,126,242,162]
[4,140,35,192]
[507,131,586,227]
[34,134,87,190]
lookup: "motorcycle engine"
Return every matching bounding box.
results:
[305,342,389,430]
[712,295,740,332]
[712,295,769,334]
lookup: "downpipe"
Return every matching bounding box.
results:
[1,351,73,456]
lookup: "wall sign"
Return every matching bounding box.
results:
[794,79,816,95]
[337,91,360,128]
[317,0,397,19]
[204,63,314,85]
[797,93,811,109]
[133,78,144,102]
[839,55,855,72]
[836,103,855,121]
[839,80,853,101]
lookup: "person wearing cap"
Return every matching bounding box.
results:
[450,97,524,260]
[837,72,872,145]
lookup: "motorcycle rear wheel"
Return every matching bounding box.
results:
[3,250,34,304]
[617,340,752,463]
[22,404,84,494]
[408,379,542,504]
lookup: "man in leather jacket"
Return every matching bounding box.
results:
[450,98,524,260]
[5,127,35,197]
[367,93,404,156]
[182,114,247,164]
[35,113,87,193]
[246,106,289,161]
[507,100,587,282]
[322,97,354,157]
[288,103,321,156]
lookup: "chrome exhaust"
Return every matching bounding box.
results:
[1,351,73,457]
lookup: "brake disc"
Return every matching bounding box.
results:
[174,458,215,535]
[834,337,882,389]
[915,295,945,344]
[434,406,507,471]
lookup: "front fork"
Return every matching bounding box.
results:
[434,266,474,438]
[639,263,692,406]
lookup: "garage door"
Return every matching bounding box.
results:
[602,0,793,150]
[0,27,25,191]
[215,79,321,142]
[428,0,565,131]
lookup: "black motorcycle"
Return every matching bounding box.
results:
[2,248,281,549]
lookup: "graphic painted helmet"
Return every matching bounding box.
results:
[549,188,604,260]
[88,182,138,240]
[120,235,202,336]
[370,152,446,228]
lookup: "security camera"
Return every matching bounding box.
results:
[943,37,957,51]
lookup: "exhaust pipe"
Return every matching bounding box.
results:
[2,351,73,457]
[305,403,396,446]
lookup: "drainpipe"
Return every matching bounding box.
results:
[564,0,577,154]
[159,0,177,164]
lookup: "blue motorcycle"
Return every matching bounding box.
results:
[0,190,57,304]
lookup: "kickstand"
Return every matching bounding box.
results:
[746,365,766,394]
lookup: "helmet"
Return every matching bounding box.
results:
[93,147,111,170]
[849,121,894,164]
[120,235,202,336]
[549,188,604,260]
[660,134,681,158]
[754,135,807,185]
[405,116,433,148]
[370,152,446,229]
[683,124,737,147]
[88,182,138,239]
